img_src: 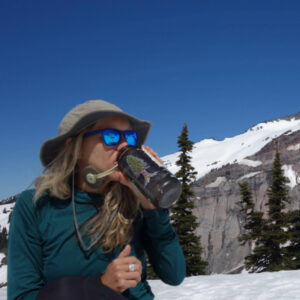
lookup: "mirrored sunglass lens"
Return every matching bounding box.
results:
[102,129,120,146]
[125,131,138,146]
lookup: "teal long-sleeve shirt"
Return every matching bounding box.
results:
[8,189,185,300]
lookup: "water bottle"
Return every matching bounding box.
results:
[117,146,182,209]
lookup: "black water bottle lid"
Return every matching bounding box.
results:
[158,178,182,208]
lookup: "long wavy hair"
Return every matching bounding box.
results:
[34,126,140,252]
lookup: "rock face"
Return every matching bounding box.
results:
[192,129,300,274]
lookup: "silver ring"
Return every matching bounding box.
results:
[129,263,135,272]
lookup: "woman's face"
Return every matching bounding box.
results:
[77,116,132,189]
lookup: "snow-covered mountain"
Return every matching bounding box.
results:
[163,113,300,181]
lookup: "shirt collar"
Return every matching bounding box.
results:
[74,189,104,204]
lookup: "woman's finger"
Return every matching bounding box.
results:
[119,279,141,292]
[115,258,142,272]
[142,145,163,165]
[122,271,141,281]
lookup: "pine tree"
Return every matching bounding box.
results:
[171,123,207,276]
[264,151,289,271]
[247,151,289,272]
[237,182,265,272]
[0,227,8,253]
[237,182,264,246]
[283,210,300,270]
[237,182,255,245]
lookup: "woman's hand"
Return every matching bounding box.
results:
[142,145,163,165]
[101,245,142,294]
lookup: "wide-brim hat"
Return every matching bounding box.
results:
[40,100,152,166]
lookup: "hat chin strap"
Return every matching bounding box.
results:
[82,165,118,188]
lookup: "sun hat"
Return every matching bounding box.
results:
[40,100,152,166]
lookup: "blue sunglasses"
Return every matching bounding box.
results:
[83,128,138,146]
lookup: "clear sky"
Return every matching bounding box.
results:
[1,0,300,199]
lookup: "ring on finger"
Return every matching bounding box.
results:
[129,263,135,272]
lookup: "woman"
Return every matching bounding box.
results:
[8,100,185,300]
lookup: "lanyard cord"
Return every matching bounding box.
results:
[71,170,117,252]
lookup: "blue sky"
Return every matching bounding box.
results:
[1,0,300,199]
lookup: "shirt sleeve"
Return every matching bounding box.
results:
[141,208,186,285]
[7,190,44,300]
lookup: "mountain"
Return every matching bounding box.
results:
[162,111,300,274]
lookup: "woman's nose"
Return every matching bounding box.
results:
[116,136,128,151]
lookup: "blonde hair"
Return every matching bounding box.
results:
[34,127,139,252]
[85,182,139,252]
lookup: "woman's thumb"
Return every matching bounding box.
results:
[118,244,131,258]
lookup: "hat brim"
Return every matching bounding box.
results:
[40,110,151,166]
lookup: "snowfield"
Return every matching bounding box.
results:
[149,270,300,299]
[1,270,300,299]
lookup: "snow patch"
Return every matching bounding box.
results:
[238,171,262,181]
[282,165,298,189]
[287,143,300,151]
[206,177,226,188]
[239,159,262,167]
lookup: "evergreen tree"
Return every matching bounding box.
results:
[283,210,300,270]
[0,227,8,253]
[237,182,264,246]
[247,151,289,272]
[237,182,265,272]
[171,124,207,276]
[264,151,289,271]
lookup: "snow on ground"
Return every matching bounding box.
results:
[0,288,6,300]
[163,118,300,180]
[0,265,7,287]
[1,270,300,300]
[149,270,300,300]
[0,253,7,287]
